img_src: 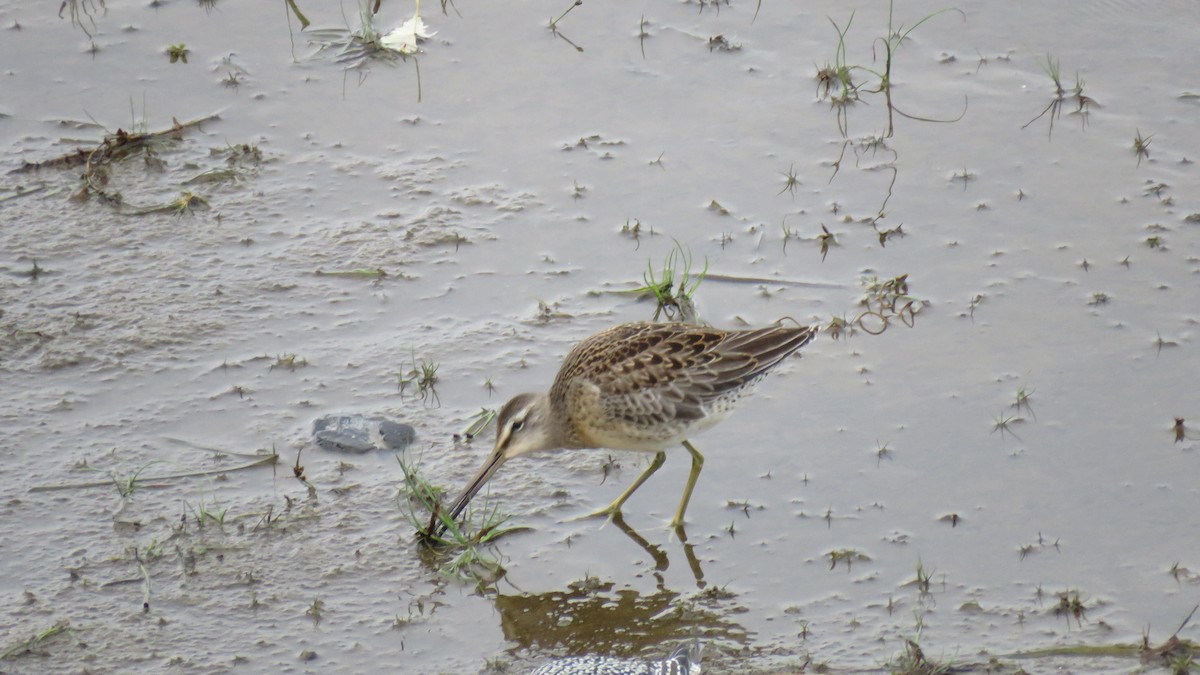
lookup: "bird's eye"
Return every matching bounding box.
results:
[511,419,525,433]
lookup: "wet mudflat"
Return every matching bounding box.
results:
[1,1,1198,673]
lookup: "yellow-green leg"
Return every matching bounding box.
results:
[576,451,666,520]
[670,440,705,528]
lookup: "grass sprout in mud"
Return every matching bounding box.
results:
[888,613,954,675]
[817,2,966,140]
[817,3,966,229]
[398,455,522,585]
[1022,53,1096,138]
[94,460,163,500]
[619,218,658,248]
[627,243,707,323]
[396,351,441,406]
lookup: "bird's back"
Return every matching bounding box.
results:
[549,322,816,450]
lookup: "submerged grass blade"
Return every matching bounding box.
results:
[0,620,71,660]
[397,455,523,583]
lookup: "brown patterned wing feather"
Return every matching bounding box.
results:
[578,323,723,424]
[715,324,819,383]
[551,322,815,431]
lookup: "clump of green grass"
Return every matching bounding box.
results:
[1053,589,1088,629]
[1133,129,1154,166]
[85,461,162,500]
[186,494,228,529]
[991,412,1024,441]
[112,466,149,499]
[397,456,520,585]
[397,352,440,406]
[886,613,954,675]
[912,558,934,595]
[816,11,864,136]
[1022,53,1096,138]
[817,3,965,139]
[1013,385,1036,417]
[306,596,325,625]
[631,243,707,323]
[890,636,951,674]
[816,4,962,226]
[875,441,893,466]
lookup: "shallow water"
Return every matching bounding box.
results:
[1,1,1198,673]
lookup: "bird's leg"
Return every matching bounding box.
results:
[670,440,705,528]
[572,451,666,521]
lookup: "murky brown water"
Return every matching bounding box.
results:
[2,1,1198,673]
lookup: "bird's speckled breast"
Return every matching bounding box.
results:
[566,379,701,451]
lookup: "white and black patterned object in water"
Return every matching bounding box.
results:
[529,642,701,675]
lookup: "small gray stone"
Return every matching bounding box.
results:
[312,414,417,454]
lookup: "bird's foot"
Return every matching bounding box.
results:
[565,503,623,523]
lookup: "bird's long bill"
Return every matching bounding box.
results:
[433,449,506,536]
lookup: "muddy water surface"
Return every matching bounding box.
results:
[1,1,1198,673]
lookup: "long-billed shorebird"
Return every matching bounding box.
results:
[433,320,817,533]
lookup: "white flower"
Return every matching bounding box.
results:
[381,0,436,55]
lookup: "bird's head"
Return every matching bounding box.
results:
[431,393,555,535]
